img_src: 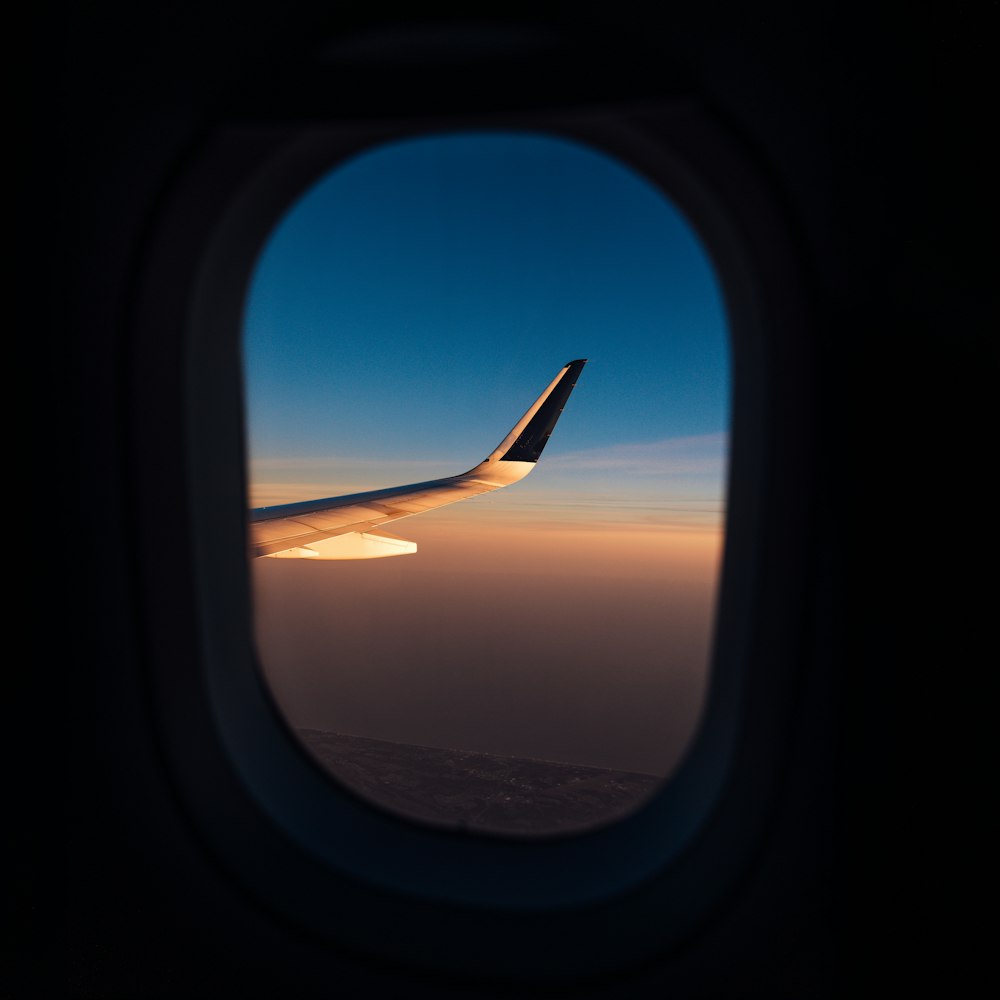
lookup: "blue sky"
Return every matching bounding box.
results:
[243,130,730,512]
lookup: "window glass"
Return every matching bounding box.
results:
[244,131,729,835]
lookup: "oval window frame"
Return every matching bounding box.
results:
[130,99,815,977]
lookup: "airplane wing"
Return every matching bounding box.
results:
[249,359,587,559]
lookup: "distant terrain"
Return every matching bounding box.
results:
[297,728,664,836]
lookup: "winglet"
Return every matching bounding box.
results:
[464,360,586,486]
[481,359,588,465]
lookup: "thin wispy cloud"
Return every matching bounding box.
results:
[545,433,728,476]
[248,456,458,504]
[249,433,728,511]
[249,455,451,475]
[251,433,727,479]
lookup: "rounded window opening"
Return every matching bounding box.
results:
[243,130,730,837]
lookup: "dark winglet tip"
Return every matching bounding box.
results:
[565,358,588,366]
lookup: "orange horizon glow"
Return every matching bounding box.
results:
[251,497,723,779]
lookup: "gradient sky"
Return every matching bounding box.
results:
[244,130,730,786]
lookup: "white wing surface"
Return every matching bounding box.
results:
[249,359,587,559]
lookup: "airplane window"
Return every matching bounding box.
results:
[242,130,730,836]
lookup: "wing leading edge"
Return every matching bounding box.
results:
[249,359,587,559]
